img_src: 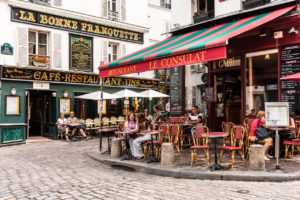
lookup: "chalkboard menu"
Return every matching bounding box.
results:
[170,67,184,115]
[281,45,300,116]
[70,34,93,72]
[205,87,215,102]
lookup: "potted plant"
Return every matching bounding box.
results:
[193,10,208,23]
[31,55,50,67]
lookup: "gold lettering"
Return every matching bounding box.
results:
[83,75,88,83]
[128,32,134,40]
[49,73,55,81]
[71,74,77,82]
[81,23,88,31]
[113,29,119,37]
[55,18,63,27]
[63,19,72,28]
[117,78,122,85]
[55,73,60,81]
[19,10,27,20]
[87,76,93,83]
[40,14,48,24]
[94,25,101,33]
[33,71,41,80]
[27,12,36,22]
[134,33,139,41]
[87,24,93,32]
[107,28,113,36]
[172,56,178,64]
[48,16,55,25]
[41,72,48,81]
[124,31,129,39]
[72,21,78,29]
[101,26,108,34]
[77,75,82,83]
[119,30,124,38]
[65,74,71,82]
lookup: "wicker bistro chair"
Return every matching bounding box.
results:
[90,118,100,135]
[190,125,210,167]
[84,118,94,136]
[222,122,234,146]
[110,116,118,128]
[243,122,251,158]
[170,124,182,159]
[169,117,183,124]
[218,125,247,169]
[283,120,300,160]
[102,117,110,128]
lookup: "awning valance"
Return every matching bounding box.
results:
[99,5,296,78]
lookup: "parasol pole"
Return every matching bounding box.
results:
[99,77,103,152]
[149,97,152,115]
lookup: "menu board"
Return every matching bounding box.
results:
[70,34,93,72]
[281,45,300,116]
[265,102,289,127]
[170,67,184,115]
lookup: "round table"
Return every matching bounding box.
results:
[67,123,81,127]
[115,130,137,160]
[98,128,118,153]
[140,130,160,163]
[201,132,228,171]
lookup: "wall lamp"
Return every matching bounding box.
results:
[63,90,68,98]
[10,87,16,95]
[259,28,271,37]
[52,91,57,97]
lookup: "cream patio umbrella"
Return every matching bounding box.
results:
[139,89,169,114]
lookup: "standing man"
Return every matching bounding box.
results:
[165,98,170,118]
[67,111,87,140]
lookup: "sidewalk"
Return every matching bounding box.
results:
[88,141,300,182]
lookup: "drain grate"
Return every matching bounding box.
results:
[236,190,250,194]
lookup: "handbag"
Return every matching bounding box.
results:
[255,119,269,140]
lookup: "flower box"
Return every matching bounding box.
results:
[33,61,47,67]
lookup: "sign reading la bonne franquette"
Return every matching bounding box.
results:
[11,7,144,44]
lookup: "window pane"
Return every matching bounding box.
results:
[29,43,36,54]
[29,31,36,43]
[38,44,47,55]
[246,53,278,116]
[113,45,118,54]
[112,0,116,11]
[38,33,47,44]
[113,54,117,61]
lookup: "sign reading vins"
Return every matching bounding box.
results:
[70,35,93,72]
[1,66,159,88]
[11,7,144,44]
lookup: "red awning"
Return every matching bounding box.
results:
[99,5,296,78]
[281,72,300,82]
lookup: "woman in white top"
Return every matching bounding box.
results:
[57,112,70,141]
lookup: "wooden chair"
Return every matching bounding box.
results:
[190,125,210,167]
[284,120,300,160]
[218,125,247,169]
[202,117,207,127]
[170,124,182,159]
[110,116,118,128]
[243,122,251,158]
[222,122,234,146]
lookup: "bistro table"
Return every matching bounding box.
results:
[115,130,137,160]
[201,132,228,171]
[98,128,118,154]
[139,130,160,163]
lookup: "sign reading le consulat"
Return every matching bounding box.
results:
[1,66,158,88]
[11,7,143,44]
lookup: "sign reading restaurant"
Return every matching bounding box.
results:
[11,7,144,44]
[0,66,158,88]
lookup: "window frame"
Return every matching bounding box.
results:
[108,43,119,62]
[28,30,49,62]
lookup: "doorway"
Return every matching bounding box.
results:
[214,70,242,129]
[26,90,56,138]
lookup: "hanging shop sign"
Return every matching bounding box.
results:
[215,57,241,69]
[1,43,13,55]
[0,66,159,88]
[69,34,93,72]
[11,7,144,44]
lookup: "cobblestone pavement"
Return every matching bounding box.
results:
[0,139,300,200]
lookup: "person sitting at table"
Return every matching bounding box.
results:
[67,111,87,140]
[57,112,70,142]
[182,106,203,136]
[280,112,296,141]
[152,105,163,130]
[144,109,152,122]
[124,112,139,156]
[249,110,273,161]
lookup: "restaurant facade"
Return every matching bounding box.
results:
[98,1,300,131]
[0,0,169,146]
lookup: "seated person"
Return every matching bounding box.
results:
[144,109,152,122]
[280,112,296,142]
[124,112,139,152]
[182,106,203,135]
[152,105,163,130]
[57,112,70,142]
[249,110,273,161]
[67,111,87,140]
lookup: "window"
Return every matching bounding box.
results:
[108,0,119,20]
[28,31,49,65]
[29,0,51,5]
[108,43,118,62]
[160,0,171,9]
[246,50,278,116]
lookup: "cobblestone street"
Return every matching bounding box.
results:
[0,139,300,200]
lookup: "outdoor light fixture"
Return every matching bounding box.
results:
[63,90,68,97]
[289,27,298,35]
[265,54,270,60]
[10,87,16,95]
[52,91,57,97]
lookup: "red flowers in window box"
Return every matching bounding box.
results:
[32,55,50,64]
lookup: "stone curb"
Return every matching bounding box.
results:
[88,153,300,182]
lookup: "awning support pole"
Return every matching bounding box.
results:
[99,78,103,152]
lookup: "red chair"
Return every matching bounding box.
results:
[190,125,210,167]
[218,125,246,169]
[284,121,300,160]
[221,122,234,146]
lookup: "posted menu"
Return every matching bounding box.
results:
[170,67,184,115]
[281,45,300,116]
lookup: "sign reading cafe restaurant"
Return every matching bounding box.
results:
[11,7,144,44]
[0,66,158,88]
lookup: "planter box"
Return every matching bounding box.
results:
[242,0,270,10]
[33,61,47,67]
